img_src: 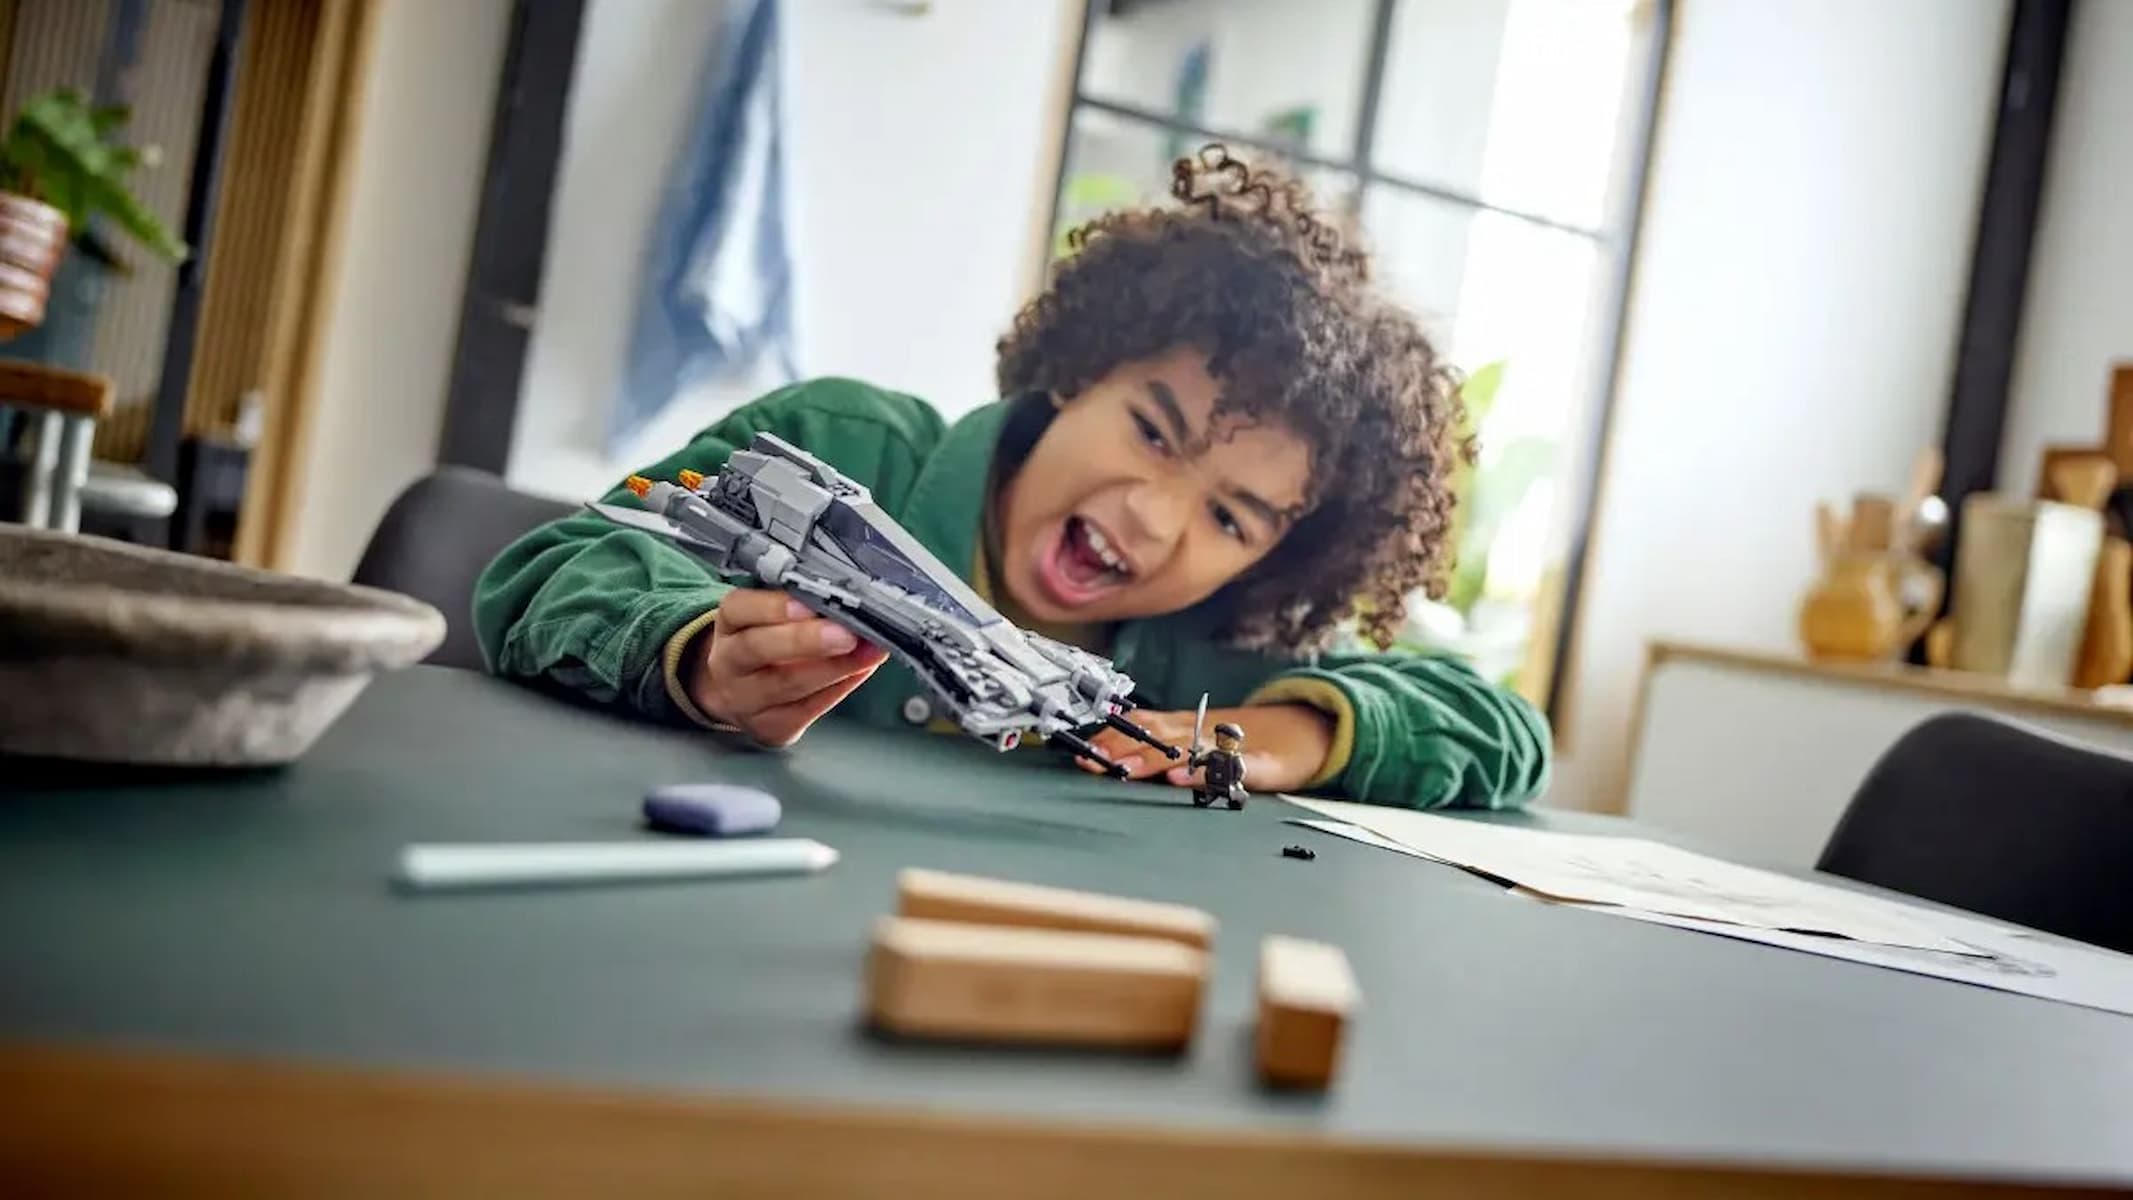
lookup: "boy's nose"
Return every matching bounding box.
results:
[1119,478,1190,548]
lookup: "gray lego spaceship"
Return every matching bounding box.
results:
[586,433,1181,776]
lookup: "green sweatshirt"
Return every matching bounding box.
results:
[473,378,1551,810]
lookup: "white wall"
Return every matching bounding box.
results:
[284,0,512,578]
[1995,0,2133,497]
[1548,0,2011,810]
[506,0,1078,502]
[1628,651,2133,868]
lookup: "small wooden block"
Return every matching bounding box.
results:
[2046,451,2118,510]
[866,916,1206,1051]
[2039,444,2100,500]
[1255,935,1359,1090]
[2105,364,2133,478]
[896,867,1215,949]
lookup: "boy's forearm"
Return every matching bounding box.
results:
[1251,657,1551,810]
[473,508,733,722]
[1242,679,1356,788]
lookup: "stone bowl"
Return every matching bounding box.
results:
[0,526,445,766]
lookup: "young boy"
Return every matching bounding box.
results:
[474,146,1550,810]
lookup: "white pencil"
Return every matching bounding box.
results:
[396,838,839,892]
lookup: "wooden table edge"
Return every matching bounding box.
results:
[0,1042,2113,1198]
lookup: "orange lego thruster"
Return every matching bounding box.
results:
[677,468,706,490]
[624,475,653,498]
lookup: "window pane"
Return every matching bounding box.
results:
[1052,109,1358,257]
[1360,185,1607,690]
[1079,0,1375,163]
[1373,0,1646,228]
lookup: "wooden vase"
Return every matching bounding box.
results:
[0,192,68,339]
[1799,552,1943,662]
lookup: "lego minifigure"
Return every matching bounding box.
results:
[1191,721,1249,811]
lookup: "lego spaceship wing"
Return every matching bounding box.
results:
[584,501,719,551]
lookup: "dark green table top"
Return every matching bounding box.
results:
[4,667,2131,1186]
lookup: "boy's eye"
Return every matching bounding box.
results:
[1130,410,1170,453]
[1210,501,1247,543]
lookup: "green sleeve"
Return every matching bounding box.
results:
[1251,650,1552,811]
[471,378,945,724]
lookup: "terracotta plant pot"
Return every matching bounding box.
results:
[0,191,68,339]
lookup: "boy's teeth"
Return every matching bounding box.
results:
[1082,520,1127,575]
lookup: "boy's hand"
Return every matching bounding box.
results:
[1077,703,1334,793]
[684,589,888,747]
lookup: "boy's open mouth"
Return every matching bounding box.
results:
[1035,514,1134,609]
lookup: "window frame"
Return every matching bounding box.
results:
[1037,0,1674,719]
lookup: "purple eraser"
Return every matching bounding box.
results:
[642,783,782,837]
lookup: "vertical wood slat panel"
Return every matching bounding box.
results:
[0,1,20,104]
[251,0,381,570]
[207,0,378,569]
[0,0,106,120]
[179,0,318,454]
[88,0,220,463]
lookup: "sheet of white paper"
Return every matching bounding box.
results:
[1286,800,1974,954]
[1291,817,2133,1017]
[1607,907,2133,1018]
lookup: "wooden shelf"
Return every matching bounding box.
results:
[1648,640,2133,731]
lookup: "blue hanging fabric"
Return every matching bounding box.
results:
[610,0,797,455]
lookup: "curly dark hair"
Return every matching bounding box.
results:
[995,144,1471,652]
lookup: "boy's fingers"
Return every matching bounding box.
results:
[743,646,885,708]
[723,617,860,673]
[1102,753,1164,779]
[750,669,875,747]
[1075,713,1200,779]
[1084,727,1134,761]
[716,589,814,631]
[1166,765,1202,788]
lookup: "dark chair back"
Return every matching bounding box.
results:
[1818,711,2133,954]
[352,467,573,671]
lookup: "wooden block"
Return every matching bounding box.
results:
[2105,364,2133,478]
[2045,450,2117,510]
[896,867,1215,950]
[2074,535,2133,689]
[1255,936,1358,1090]
[2039,444,2102,500]
[865,916,1206,1051]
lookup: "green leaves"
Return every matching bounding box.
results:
[0,88,188,264]
[1443,360,1556,614]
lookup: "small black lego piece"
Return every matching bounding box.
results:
[1281,845,1316,861]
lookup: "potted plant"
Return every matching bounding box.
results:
[0,88,187,342]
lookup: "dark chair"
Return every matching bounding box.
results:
[352,466,573,671]
[1818,711,2133,955]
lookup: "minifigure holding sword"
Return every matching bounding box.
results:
[1185,692,1248,811]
